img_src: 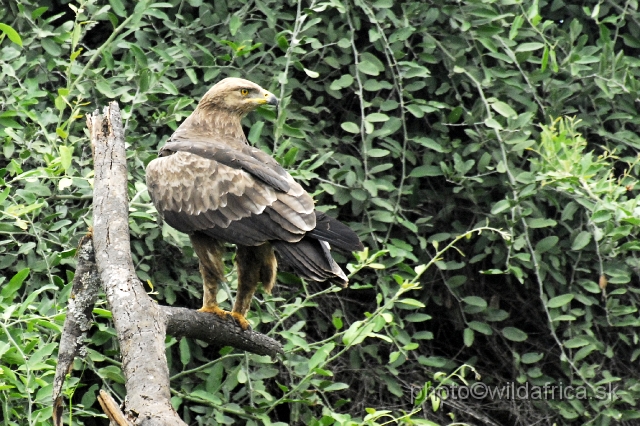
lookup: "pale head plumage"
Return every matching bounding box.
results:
[198,77,278,116]
[172,77,278,144]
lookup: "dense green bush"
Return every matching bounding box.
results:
[2,0,640,424]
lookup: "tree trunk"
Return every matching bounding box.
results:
[89,102,183,425]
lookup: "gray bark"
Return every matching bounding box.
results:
[53,234,100,426]
[90,102,182,425]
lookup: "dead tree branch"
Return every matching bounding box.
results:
[90,102,182,425]
[53,233,100,426]
[98,390,132,426]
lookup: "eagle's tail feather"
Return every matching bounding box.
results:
[271,237,349,285]
[307,212,364,253]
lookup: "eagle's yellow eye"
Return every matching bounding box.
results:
[240,88,249,96]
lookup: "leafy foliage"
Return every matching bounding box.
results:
[2,0,640,424]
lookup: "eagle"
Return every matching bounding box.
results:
[146,77,363,330]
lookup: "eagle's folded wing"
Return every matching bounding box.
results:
[146,151,315,246]
[161,140,290,193]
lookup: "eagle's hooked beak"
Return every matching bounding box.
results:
[264,91,278,107]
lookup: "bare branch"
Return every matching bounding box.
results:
[164,306,283,357]
[98,390,132,426]
[89,102,185,425]
[53,233,100,426]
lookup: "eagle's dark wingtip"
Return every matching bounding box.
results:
[308,212,363,253]
[271,237,350,285]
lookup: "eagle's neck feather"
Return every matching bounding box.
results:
[172,107,247,147]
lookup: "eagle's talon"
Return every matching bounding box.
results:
[198,305,230,320]
[230,312,251,331]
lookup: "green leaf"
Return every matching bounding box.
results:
[0,24,22,47]
[97,365,125,383]
[60,146,72,171]
[491,199,511,214]
[448,106,463,123]
[463,328,474,347]
[179,337,190,366]
[324,382,349,392]
[191,390,222,404]
[309,343,335,370]
[304,68,319,78]
[468,321,493,336]
[366,113,389,123]
[409,165,442,178]
[276,35,289,51]
[229,15,241,35]
[502,327,528,342]
[71,23,82,50]
[367,149,389,157]
[406,104,424,118]
[248,121,264,144]
[527,218,557,228]
[372,0,393,8]
[110,0,127,16]
[535,236,559,253]
[70,48,83,61]
[571,231,591,250]
[330,74,354,90]
[521,352,543,364]
[358,52,385,76]
[515,42,544,52]
[332,316,343,329]
[27,342,57,368]
[1,268,30,300]
[283,147,298,166]
[56,127,68,139]
[55,96,66,112]
[341,122,359,133]
[509,15,524,39]
[484,117,503,129]
[32,7,49,20]
[0,187,10,204]
[358,60,380,76]
[413,137,446,152]
[463,296,487,308]
[547,294,574,308]
[405,313,432,322]
[491,101,517,118]
[397,298,426,308]
[185,68,198,85]
[237,368,247,383]
[541,44,549,71]
[343,320,375,346]
[80,385,99,409]
[564,337,590,348]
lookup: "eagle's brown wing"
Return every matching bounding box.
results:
[146,151,316,247]
[161,140,291,193]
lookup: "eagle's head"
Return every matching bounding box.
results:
[198,77,278,116]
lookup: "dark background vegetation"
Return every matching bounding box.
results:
[1,0,640,424]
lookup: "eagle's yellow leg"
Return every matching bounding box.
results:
[233,243,277,330]
[190,233,230,320]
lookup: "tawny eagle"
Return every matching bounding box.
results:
[146,77,363,330]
